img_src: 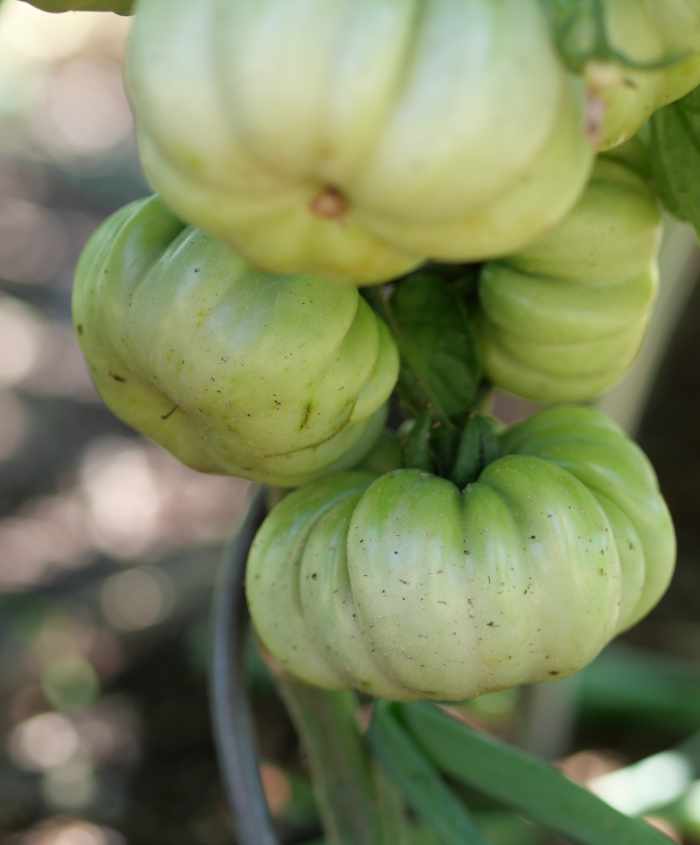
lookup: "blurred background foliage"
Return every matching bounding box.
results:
[0,3,698,844]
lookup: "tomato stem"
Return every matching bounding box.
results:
[276,678,386,845]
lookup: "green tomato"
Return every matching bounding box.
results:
[246,406,675,701]
[19,0,132,11]
[475,155,661,403]
[125,0,594,285]
[581,1,700,150]
[72,196,398,486]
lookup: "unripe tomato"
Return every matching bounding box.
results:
[247,407,675,701]
[72,196,398,486]
[475,155,661,402]
[580,1,700,150]
[126,0,594,285]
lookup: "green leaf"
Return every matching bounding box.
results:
[579,645,700,732]
[369,702,490,845]
[18,0,133,13]
[390,273,482,422]
[650,86,700,232]
[397,703,675,845]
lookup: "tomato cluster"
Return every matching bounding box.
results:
[68,0,693,701]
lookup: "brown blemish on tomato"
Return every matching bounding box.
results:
[584,93,607,145]
[310,186,349,220]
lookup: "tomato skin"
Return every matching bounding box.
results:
[246,406,675,701]
[125,0,594,285]
[475,156,661,403]
[72,196,398,486]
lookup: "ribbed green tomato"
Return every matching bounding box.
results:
[72,196,398,487]
[19,0,132,11]
[475,155,661,403]
[582,1,700,150]
[247,406,675,701]
[125,0,594,285]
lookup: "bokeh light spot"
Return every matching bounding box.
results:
[8,711,81,771]
[42,656,100,713]
[42,760,96,811]
[101,567,173,631]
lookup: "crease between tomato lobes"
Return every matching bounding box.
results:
[126,0,594,285]
[72,196,398,487]
[474,153,662,403]
[247,407,675,701]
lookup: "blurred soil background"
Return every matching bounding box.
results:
[0,3,698,844]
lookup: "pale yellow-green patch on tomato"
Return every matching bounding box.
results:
[126,0,594,284]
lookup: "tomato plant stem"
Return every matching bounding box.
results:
[277,678,383,845]
[374,764,415,844]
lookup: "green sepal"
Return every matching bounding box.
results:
[451,415,501,488]
[390,272,482,423]
[19,0,133,12]
[401,412,435,474]
[544,0,689,74]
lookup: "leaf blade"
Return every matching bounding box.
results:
[397,703,674,845]
[370,702,490,845]
[650,86,700,234]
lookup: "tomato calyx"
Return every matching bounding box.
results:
[401,411,500,488]
[365,270,482,429]
[451,414,501,488]
[547,0,689,75]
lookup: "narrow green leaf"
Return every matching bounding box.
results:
[650,87,700,233]
[374,767,411,845]
[579,646,700,732]
[18,0,133,13]
[390,273,482,422]
[370,702,490,845]
[398,703,674,845]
